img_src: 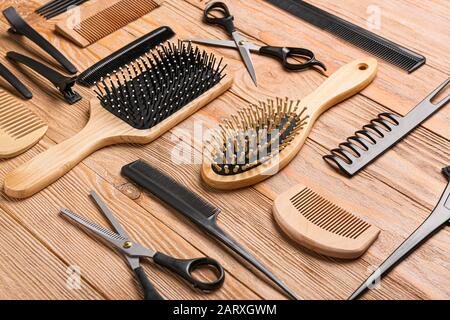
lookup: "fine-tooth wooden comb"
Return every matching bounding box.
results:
[202,58,378,190]
[55,0,164,47]
[0,90,48,158]
[273,184,380,259]
[323,77,450,176]
[4,42,232,198]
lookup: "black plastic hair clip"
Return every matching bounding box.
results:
[7,52,81,104]
[2,7,78,75]
[0,62,32,99]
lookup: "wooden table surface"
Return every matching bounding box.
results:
[0,0,448,300]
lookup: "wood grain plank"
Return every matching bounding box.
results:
[0,138,259,300]
[0,206,103,299]
[0,0,448,300]
[80,124,450,300]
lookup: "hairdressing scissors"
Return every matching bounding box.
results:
[183,1,326,86]
[60,191,225,300]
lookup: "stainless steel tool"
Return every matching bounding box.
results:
[350,166,450,299]
[324,78,450,176]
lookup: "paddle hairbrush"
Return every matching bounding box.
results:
[201,58,377,189]
[4,42,232,198]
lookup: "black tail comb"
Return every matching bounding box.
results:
[121,159,298,300]
[264,0,426,73]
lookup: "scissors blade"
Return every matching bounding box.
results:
[232,32,258,86]
[182,38,238,50]
[61,208,153,270]
[60,208,129,249]
[89,191,130,239]
[183,38,261,52]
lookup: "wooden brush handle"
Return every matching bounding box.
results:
[302,57,378,119]
[4,103,125,198]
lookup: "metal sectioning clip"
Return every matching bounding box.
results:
[324,77,450,176]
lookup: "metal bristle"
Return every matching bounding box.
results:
[209,97,308,176]
[95,41,226,130]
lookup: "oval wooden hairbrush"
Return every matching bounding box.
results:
[4,42,232,198]
[202,58,377,190]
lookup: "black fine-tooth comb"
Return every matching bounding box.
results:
[264,0,426,73]
[121,159,299,300]
[36,0,90,20]
[77,26,175,87]
[324,78,450,176]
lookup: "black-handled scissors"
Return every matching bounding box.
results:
[60,191,225,300]
[183,1,326,86]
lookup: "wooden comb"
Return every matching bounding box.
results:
[0,89,48,159]
[55,0,164,47]
[273,184,380,259]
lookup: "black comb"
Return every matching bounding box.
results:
[77,26,175,87]
[264,0,426,73]
[36,0,90,19]
[324,78,450,176]
[94,41,226,130]
[121,159,298,300]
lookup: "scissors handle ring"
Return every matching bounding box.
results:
[259,46,327,71]
[153,252,225,291]
[204,1,236,35]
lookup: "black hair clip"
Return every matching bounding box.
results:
[0,62,32,99]
[2,7,77,75]
[7,52,81,104]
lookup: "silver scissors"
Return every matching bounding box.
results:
[350,166,450,299]
[183,1,326,86]
[60,191,225,300]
